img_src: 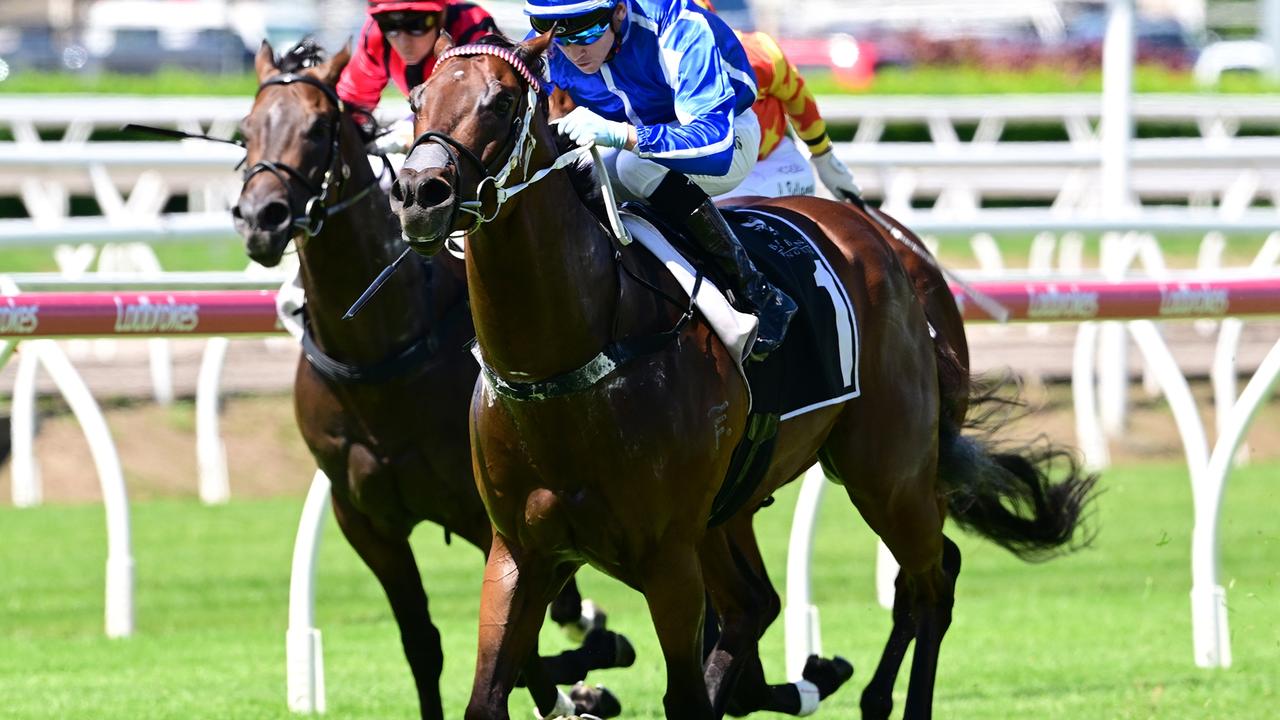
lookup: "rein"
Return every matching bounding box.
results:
[396,43,695,399]
[407,43,594,236]
[245,70,448,384]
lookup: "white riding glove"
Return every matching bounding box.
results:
[373,117,416,155]
[811,149,861,200]
[553,106,632,149]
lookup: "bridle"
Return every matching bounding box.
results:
[243,72,382,238]
[404,43,593,237]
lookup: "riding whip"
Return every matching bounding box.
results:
[343,247,414,320]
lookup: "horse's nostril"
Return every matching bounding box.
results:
[416,177,453,208]
[258,201,291,231]
[231,205,244,221]
[390,180,406,205]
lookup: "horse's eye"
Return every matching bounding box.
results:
[306,118,329,140]
[491,95,513,116]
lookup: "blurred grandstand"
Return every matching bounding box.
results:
[0,1,1275,81]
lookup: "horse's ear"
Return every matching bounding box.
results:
[314,40,351,86]
[521,29,553,62]
[548,86,576,121]
[434,30,454,57]
[255,40,278,83]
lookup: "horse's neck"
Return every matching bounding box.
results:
[467,171,618,380]
[298,156,436,364]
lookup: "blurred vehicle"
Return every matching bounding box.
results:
[794,4,1202,73]
[0,24,93,80]
[773,33,877,89]
[1060,9,1202,70]
[83,0,312,74]
[1194,40,1278,85]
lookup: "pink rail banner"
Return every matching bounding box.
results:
[1,278,1278,339]
[954,277,1280,322]
[0,290,282,338]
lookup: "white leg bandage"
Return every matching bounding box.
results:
[534,689,576,720]
[795,679,821,716]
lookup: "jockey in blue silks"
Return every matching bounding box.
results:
[525,0,797,360]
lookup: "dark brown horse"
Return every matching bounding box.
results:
[232,39,633,720]
[393,33,1095,720]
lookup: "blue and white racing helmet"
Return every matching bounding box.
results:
[525,0,621,44]
[524,0,617,19]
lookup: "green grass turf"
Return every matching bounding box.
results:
[1,460,1277,718]
[1,232,1271,275]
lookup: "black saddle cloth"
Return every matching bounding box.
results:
[624,203,861,525]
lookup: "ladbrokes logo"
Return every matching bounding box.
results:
[113,296,199,333]
[1027,286,1099,319]
[1159,286,1229,317]
[0,300,39,334]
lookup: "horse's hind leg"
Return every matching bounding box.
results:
[330,492,445,720]
[821,430,962,720]
[701,515,853,717]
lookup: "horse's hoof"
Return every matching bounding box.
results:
[802,654,854,699]
[582,627,636,670]
[562,599,608,642]
[570,682,621,719]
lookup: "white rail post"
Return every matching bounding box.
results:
[1073,322,1110,469]
[10,348,43,507]
[784,465,827,682]
[30,339,135,637]
[4,276,42,507]
[1098,0,1136,438]
[1193,336,1280,668]
[195,338,231,504]
[287,471,332,714]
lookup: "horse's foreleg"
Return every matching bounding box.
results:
[467,532,574,720]
[330,492,444,720]
[541,574,634,685]
[643,543,715,720]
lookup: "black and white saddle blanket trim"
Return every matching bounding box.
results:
[623,204,861,526]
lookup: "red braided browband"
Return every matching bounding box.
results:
[437,44,543,93]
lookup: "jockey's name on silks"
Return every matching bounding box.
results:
[531,0,758,177]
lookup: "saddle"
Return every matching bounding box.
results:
[621,202,861,526]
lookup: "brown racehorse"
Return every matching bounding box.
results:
[232,40,634,720]
[392,32,1096,720]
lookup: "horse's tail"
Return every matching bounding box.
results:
[936,375,1099,561]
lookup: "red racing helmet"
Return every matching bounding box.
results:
[366,0,447,14]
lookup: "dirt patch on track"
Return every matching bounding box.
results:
[2,379,1278,506]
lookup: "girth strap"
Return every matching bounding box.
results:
[473,273,703,402]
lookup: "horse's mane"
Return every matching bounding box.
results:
[278,37,327,73]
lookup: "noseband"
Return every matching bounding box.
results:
[244,72,380,238]
[406,44,592,236]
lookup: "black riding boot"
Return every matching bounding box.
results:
[649,173,797,361]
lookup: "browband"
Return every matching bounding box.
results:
[436,44,543,93]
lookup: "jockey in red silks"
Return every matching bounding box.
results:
[339,0,498,149]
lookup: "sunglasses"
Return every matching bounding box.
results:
[375,11,440,38]
[530,8,613,46]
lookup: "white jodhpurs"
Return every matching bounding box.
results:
[597,109,762,201]
[715,136,816,201]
